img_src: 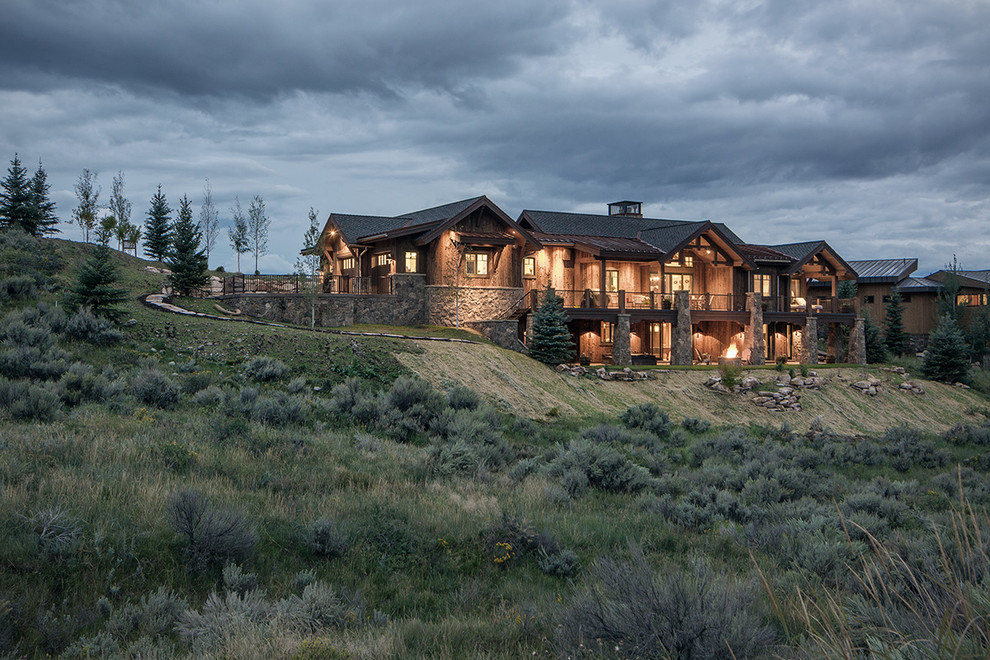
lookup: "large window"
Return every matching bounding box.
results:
[601,321,614,345]
[790,278,802,299]
[523,257,535,277]
[374,253,390,268]
[753,273,772,297]
[340,257,355,271]
[465,252,489,276]
[958,293,988,306]
[606,269,619,292]
[668,253,694,268]
[666,274,692,292]
[404,251,418,273]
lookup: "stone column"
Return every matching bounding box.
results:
[801,316,818,364]
[744,292,766,365]
[848,318,867,364]
[671,291,693,365]
[613,314,631,365]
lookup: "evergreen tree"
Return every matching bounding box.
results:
[923,314,970,383]
[936,256,963,324]
[72,169,100,243]
[864,315,888,364]
[883,293,909,356]
[69,245,128,320]
[95,215,116,247]
[0,154,33,233]
[144,185,172,261]
[167,194,209,296]
[28,161,59,236]
[228,197,249,272]
[965,302,990,365]
[529,287,574,365]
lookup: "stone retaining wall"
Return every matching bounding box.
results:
[425,286,524,326]
[464,319,528,353]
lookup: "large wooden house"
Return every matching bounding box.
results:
[304,197,866,365]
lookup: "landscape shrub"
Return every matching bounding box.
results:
[545,438,652,495]
[192,385,226,408]
[942,422,990,447]
[0,345,70,380]
[0,274,37,300]
[31,504,82,558]
[64,308,124,346]
[0,377,63,421]
[446,383,480,410]
[242,356,289,382]
[176,589,269,652]
[306,518,348,558]
[274,582,366,634]
[167,490,258,573]
[250,391,305,426]
[222,563,259,595]
[2,318,55,349]
[130,367,180,409]
[181,371,214,395]
[286,376,308,394]
[377,376,445,439]
[104,585,188,641]
[880,426,950,471]
[681,417,711,434]
[619,402,672,438]
[557,547,775,659]
[60,631,120,659]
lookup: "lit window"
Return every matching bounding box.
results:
[957,294,987,306]
[405,251,418,273]
[683,254,694,267]
[753,274,772,296]
[601,322,614,345]
[523,257,535,277]
[465,252,489,276]
[790,278,801,298]
[606,269,619,292]
[374,253,390,267]
[341,257,355,271]
[666,274,692,292]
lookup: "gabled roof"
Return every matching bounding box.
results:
[769,240,857,278]
[847,258,917,283]
[736,244,794,263]
[529,232,664,259]
[519,210,753,267]
[321,196,538,249]
[926,269,990,290]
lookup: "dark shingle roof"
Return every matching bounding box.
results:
[330,213,411,245]
[638,222,709,253]
[397,197,484,224]
[767,241,825,262]
[530,232,664,257]
[521,210,692,239]
[737,244,794,262]
[847,258,917,283]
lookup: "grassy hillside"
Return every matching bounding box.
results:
[2,232,990,658]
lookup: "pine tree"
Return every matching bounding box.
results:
[69,245,128,320]
[0,154,33,233]
[528,287,574,365]
[28,161,59,236]
[923,314,970,383]
[864,315,888,364]
[95,215,116,247]
[144,185,172,261]
[228,197,249,272]
[883,293,909,356]
[167,195,209,296]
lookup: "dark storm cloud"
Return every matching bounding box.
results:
[0,0,570,99]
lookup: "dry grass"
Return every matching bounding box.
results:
[397,342,987,434]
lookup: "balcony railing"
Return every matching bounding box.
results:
[323,275,391,295]
[765,296,857,314]
[218,274,392,296]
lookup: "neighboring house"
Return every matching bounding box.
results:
[225,196,870,364]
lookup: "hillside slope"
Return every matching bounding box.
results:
[397,341,987,435]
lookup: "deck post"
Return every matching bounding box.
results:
[671,291,693,365]
[848,318,867,364]
[801,316,819,364]
[613,314,631,365]
[745,292,766,365]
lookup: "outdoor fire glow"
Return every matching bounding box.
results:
[724,344,738,359]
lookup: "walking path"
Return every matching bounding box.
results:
[140,293,483,344]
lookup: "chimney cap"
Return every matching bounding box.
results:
[608,201,642,217]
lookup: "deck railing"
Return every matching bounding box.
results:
[218,274,391,296]
[776,296,857,314]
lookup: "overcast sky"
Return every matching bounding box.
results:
[2,0,988,275]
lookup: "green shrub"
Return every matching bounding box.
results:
[130,367,180,409]
[222,563,259,595]
[64,308,124,346]
[682,417,711,433]
[619,402,672,438]
[0,345,70,380]
[286,376,308,394]
[557,547,775,659]
[0,275,37,300]
[446,384,480,410]
[545,438,652,494]
[274,582,365,634]
[167,490,257,573]
[250,392,305,426]
[306,518,348,558]
[242,356,289,382]
[104,585,188,641]
[0,377,63,421]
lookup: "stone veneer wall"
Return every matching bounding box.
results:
[216,273,428,327]
[464,320,527,353]
[424,286,524,326]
